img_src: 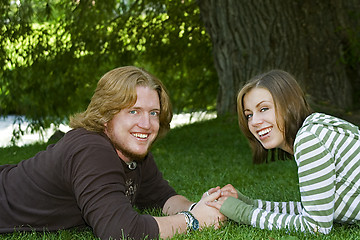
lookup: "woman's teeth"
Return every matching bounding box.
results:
[258,128,271,137]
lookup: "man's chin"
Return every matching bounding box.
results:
[122,151,147,163]
[113,142,152,163]
[130,154,147,163]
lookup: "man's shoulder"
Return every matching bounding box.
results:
[60,128,112,149]
[66,128,106,139]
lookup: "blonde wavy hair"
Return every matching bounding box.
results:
[69,66,172,138]
[237,70,312,164]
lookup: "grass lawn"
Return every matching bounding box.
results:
[0,115,359,239]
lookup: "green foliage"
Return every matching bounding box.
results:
[131,0,218,112]
[0,116,359,239]
[0,0,217,142]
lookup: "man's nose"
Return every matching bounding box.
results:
[138,113,151,129]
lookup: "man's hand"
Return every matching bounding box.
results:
[201,186,221,199]
[191,190,226,229]
[155,191,226,239]
[200,184,237,213]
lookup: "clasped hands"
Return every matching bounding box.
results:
[202,184,238,211]
[189,184,254,230]
[188,184,237,230]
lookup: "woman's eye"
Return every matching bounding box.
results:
[129,110,137,114]
[245,113,253,120]
[260,107,269,112]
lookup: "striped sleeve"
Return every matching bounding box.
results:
[255,199,303,215]
[248,130,335,233]
[233,190,302,215]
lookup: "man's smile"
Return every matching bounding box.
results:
[131,133,150,139]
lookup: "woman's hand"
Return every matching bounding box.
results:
[220,184,238,199]
[221,184,255,206]
[205,195,228,211]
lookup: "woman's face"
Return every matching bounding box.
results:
[243,87,292,154]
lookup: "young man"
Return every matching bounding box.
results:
[0,66,225,239]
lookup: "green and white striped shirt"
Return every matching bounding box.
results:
[221,113,360,234]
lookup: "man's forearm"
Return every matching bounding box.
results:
[154,213,188,239]
[162,195,193,215]
[156,191,226,238]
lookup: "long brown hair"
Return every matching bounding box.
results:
[69,66,172,138]
[237,70,312,164]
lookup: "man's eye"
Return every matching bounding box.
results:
[150,111,159,117]
[129,110,137,114]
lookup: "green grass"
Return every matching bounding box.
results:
[0,115,360,239]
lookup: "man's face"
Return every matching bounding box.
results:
[104,86,161,163]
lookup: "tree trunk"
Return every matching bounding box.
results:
[198,0,360,116]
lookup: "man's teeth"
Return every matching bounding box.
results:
[258,128,271,137]
[133,133,148,139]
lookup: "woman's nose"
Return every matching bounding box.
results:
[250,113,263,126]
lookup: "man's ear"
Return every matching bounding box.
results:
[103,122,108,134]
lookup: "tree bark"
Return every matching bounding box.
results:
[198,0,360,115]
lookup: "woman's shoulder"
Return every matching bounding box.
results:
[297,112,360,139]
[303,112,358,128]
[303,112,337,124]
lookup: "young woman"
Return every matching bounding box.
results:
[207,69,360,234]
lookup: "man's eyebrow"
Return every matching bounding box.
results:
[131,106,161,111]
